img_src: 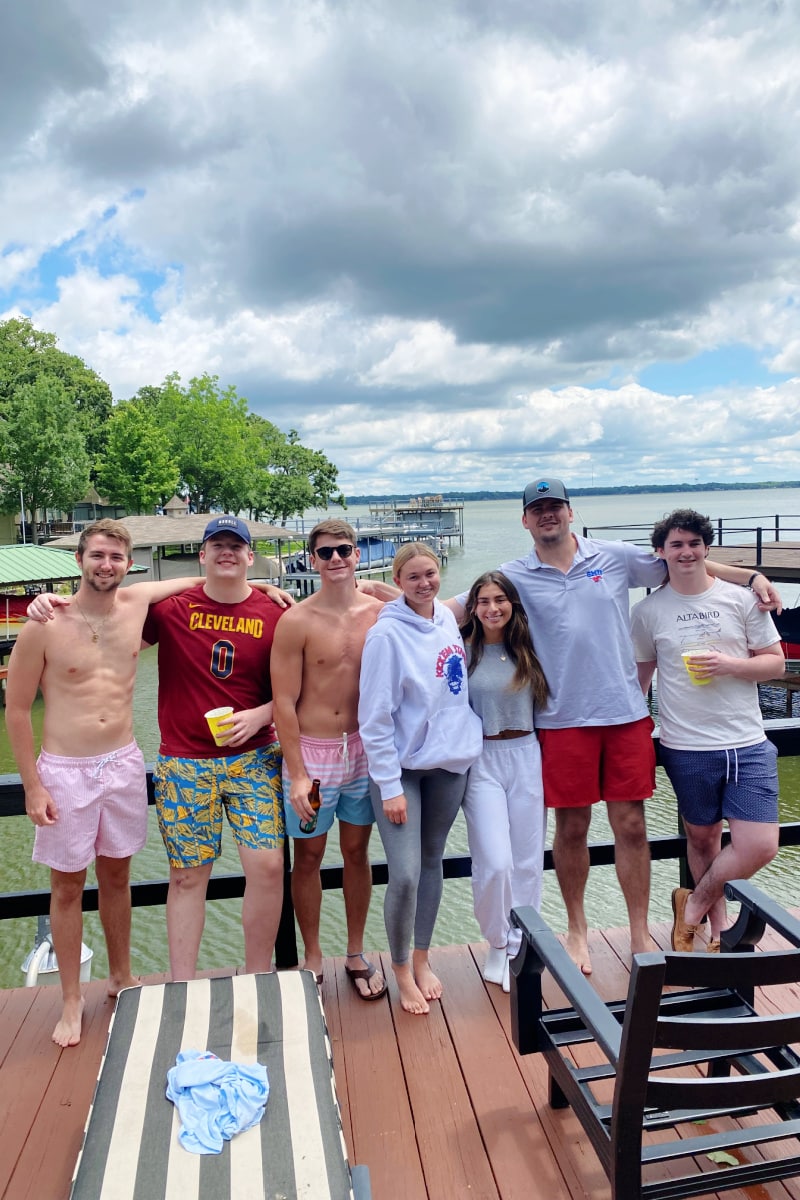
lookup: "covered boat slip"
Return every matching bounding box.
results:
[5,926,800,1200]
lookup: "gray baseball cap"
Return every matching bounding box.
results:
[522,478,570,509]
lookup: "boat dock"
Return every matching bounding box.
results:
[367,495,465,548]
[6,916,800,1200]
[279,498,465,595]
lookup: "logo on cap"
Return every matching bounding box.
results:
[536,482,550,493]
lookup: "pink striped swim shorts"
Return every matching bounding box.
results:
[32,741,148,872]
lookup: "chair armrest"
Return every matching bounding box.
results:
[724,879,800,949]
[511,906,623,1064]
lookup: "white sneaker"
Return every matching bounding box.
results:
[502,955,511,993]
[483,945,507,985]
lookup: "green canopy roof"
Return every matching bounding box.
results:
[0,544,145,589]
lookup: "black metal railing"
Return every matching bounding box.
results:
[3,721,800,970]
[581,514,800,561]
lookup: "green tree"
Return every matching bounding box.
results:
[249,420,344,524]
[157,374,255,511]
[125,371,343,523]
[0,375,90,543]
[96,401,180,514]
[0,316,112,477]
[0,318,57,406]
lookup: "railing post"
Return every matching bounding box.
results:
[776,514,781,543]
[275,840,299,969]
[756,526,763,564]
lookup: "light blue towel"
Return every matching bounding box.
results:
[166,1049,269,1154]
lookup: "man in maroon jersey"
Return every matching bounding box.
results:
[142,516,286,979]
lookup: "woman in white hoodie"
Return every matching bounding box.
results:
[359,542,483,1015]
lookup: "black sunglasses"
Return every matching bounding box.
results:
[314,543,355,560]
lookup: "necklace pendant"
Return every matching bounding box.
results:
[92,633,99,643]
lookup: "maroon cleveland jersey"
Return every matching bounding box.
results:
[142,585,284,757]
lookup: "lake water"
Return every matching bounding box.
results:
[2,488,800,987]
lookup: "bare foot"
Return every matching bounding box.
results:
[630,932,658,956]
[108,973,141,998]
[412,951,442,1001]
[393,962,429,1015]
[302,954,324,985]
[53,997,85,1048]
[565,931,592,976]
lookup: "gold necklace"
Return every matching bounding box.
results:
[75,599,115,643]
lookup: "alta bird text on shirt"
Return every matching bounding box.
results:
[189,613,264,637]
[677,610,720,622]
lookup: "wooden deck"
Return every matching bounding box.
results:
[5,921,800,1200]
[709,541,800,583]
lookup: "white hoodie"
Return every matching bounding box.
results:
[358,596,483,802]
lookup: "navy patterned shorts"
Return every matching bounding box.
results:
[659,739,778,826]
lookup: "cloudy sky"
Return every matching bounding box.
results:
[3,0,800,496]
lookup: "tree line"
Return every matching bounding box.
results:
[0,318,344,542]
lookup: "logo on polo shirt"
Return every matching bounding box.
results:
[586,568,604,583]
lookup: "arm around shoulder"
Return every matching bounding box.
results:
[706,563,782,612]
[357,578,400,602]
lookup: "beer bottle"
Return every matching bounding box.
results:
[299,778,322,834]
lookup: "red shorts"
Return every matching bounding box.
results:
[538,717,655,809]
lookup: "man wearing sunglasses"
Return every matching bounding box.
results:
[271,519,389,999]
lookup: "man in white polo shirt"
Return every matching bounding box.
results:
[631,508,783,952]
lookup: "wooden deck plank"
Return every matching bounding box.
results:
[381,946,499,1200]
[330,950,428,1200]
[0,986,38,1065]
[5,927,800,1199]
[0,985,67,1199]
[6,983,115,1200]
[478,942,611,1200]
[434,944,573,1200]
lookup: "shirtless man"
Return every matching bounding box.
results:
[5,520,209,1047]
[270,519,388,999]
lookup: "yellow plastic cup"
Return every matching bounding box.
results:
[681,652,711,686]
[205,706,234,745]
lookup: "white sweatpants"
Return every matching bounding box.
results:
[461,733,545,953]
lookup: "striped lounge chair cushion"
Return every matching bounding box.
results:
[70,971,367,1199]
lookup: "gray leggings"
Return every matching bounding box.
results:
[370,768,467,964]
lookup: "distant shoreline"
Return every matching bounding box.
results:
[346,481,800,504]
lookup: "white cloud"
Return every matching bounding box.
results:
[3,0,800,492]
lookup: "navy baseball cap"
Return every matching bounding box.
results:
[202,515,252,545]
[522,478,570,509]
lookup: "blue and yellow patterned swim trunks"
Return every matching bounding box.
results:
[154,744,284,868]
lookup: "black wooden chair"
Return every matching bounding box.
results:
[510,880,800,1200]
